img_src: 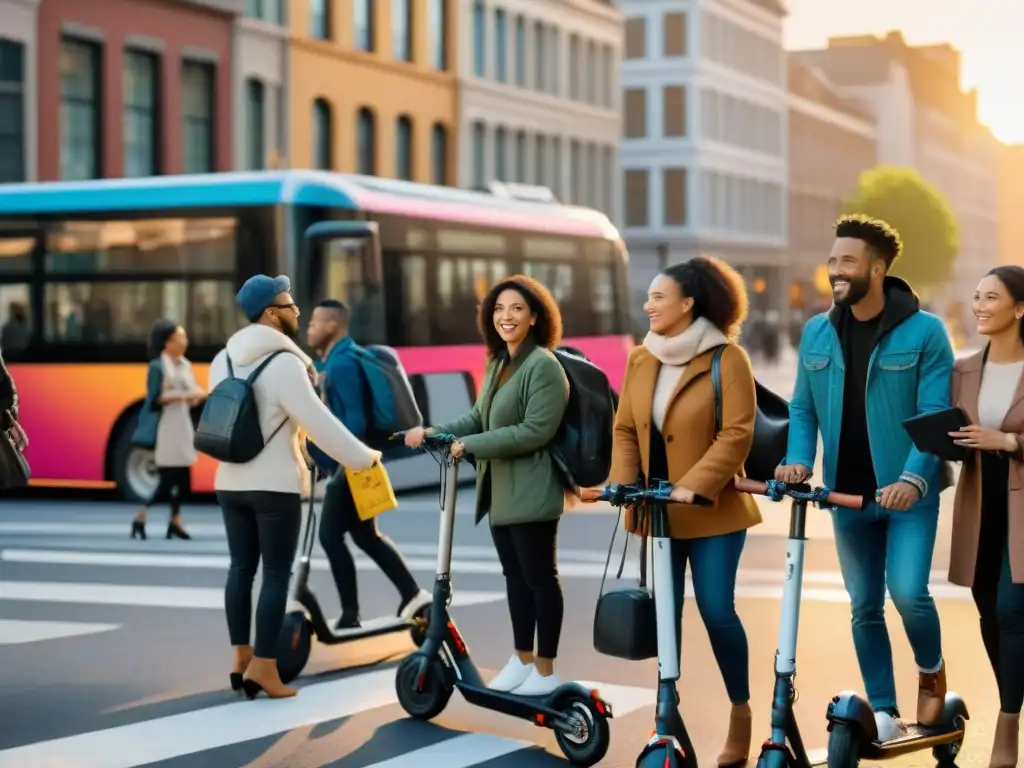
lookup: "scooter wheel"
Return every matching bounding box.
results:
[932,717,966,767]
[408,604,430,647]
[636,741,686,768]
[395,653,453,721]
[826,721,862,768]
[276,611,312,685]
[553,694,611,767]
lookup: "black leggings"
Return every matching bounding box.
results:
[490,520,564,659]
[319,475,420,617]
[218,490,301,658]
[972,453,1024,714]
[149,467,190,513]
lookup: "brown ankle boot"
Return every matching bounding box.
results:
[229,645,253,692]
[242,657,297,700]
[990,711,1020,768]
[717,703,752,768]
[917,662,947,725]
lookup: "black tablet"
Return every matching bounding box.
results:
[902,407,970,462]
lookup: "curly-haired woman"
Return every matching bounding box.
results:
[586,256,760,767]
[405,275,570,697]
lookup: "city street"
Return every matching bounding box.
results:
[0,355,1002,768]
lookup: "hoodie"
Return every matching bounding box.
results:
[207,324,380,495]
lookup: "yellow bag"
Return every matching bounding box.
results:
[345,462,398,520]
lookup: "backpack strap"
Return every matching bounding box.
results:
[247,350,288,383]
[710,345,726,439]
[225,355,234,379]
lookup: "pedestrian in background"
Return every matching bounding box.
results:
[405,274,571,698]
[946,265,1024,768]
[588,255,759,768]
[130,319,205,540]
[0,345,29,491]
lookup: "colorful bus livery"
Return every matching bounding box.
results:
[0,171,632,501]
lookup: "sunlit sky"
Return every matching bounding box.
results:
[783,0,1024,145]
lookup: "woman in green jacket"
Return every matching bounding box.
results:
[405,274,570,697]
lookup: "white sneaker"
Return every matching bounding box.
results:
[511,667,560,697]
[874,711,906,743]
[488,655,534,692]
[398,589,432,621]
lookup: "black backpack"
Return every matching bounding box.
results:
[194,351,290,463]
[549,347,617,490]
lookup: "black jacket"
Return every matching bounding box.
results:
[0,348,18,428]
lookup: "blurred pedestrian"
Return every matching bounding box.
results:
[130,319,205,540]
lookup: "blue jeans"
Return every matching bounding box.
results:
[671,530,750,704]
[832,502,943,713]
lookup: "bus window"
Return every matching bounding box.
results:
[0,284,31,359]
[435,255,507,345]
[312,233,386,346]
[397,253,430,345]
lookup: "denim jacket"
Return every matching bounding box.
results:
[784,278,954,507]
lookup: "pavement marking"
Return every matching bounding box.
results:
[0,619,120,645]
[362,733,533,767]
[0,581,506,610]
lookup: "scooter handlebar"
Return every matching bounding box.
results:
[731,477,863,510]
[389,431,457,447]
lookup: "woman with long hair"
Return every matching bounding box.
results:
[405,275,570,697]
[585,255,760,767]
[947,265,1024,767]
[130,319,206,540]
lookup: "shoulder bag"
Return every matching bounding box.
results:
[0,409,30,491]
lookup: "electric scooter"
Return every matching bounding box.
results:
[277,467,431,684]
[596,480,698,768]
[393,432,613,767]
[731,478,863,768]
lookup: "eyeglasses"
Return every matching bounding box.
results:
[268,302,298,312]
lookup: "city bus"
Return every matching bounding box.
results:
[0,171,633,501]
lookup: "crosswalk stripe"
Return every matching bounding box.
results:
[0,619,120,645]
[0,664,655,768]
[0,581,506,610]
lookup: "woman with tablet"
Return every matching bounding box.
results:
[947,265,1024,768]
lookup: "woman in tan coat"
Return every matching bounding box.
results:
[947,265,1024,768]
[590,255,760,767]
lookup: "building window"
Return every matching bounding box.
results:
[552,136,561,197]
[181,60,215,174]
[585,41,596,104]
[310,0,330,39]
[663,12,687,56]
[534,21,545,91]
[431,122,447,185]
[429,0,446,70]
[245,0,283,22]
[662,85,686,137]
[495,127,507,181]
[623,89,647,138]
[472,2,485,77]
[514,130,526,182]
[471,121,485,188]
[624,169,649,227]
[534,134,546,187]
[549,28,560,96]
[60,38,101,181]
[568,35,579,100]
[601,45,614,108]
[357,107,375,175]
[494,9,507,83]
[602,146,613,214]
[570,139,580,203]
[354,0,374,51]
[123,50,159,178]
[624,17,645,59]
[0,40,26,183]
[395,115,413,180]
[663,168,688,225]
[245,78,264,170]
[393,0,412,61]
[514,17,525,87]
[312,98,332,170]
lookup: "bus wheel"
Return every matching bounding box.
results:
[111,415,160,503]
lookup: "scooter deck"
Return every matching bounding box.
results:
[861,722,965,759]
[315,614,413,643]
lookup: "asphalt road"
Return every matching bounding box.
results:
[0,356,1008,767]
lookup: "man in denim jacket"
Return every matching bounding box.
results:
[776,215,954,742]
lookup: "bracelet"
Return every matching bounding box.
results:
[898,472,927,498]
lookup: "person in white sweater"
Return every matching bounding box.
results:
[208,274,380,700]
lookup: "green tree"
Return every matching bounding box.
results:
[842,165,960,292]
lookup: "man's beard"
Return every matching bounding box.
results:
[832,274,872,307]
[278,318,301,340]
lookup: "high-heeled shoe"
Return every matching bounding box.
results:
[230,645,253,693]
[241,657,297,700]
[130,520,147,540]
[166,521,191,540]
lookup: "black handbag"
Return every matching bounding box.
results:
[710,346,790,482]
[0,410,30,492]
[592,503,658,660]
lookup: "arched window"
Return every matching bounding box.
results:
[395,115,413,180]
[312,98,332,170]
[357,107,376,175]
[431,123,447,186]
